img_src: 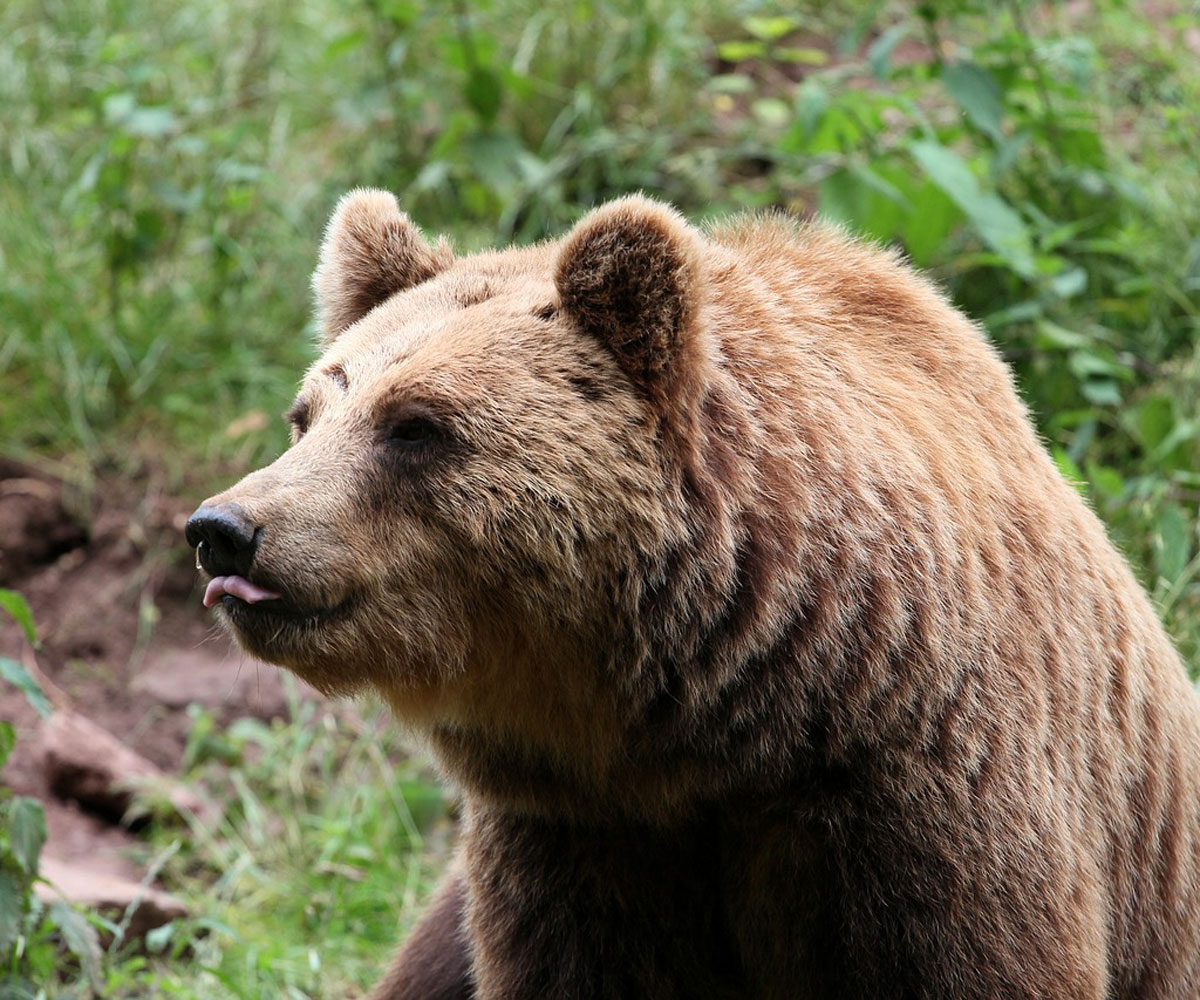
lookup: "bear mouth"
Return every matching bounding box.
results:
[204,574,352,630]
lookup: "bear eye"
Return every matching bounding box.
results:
[386,416,439,446]
[286,399,310,437]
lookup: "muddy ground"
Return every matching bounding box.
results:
[0,456,317,887]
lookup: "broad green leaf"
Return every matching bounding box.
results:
[1049,267,1088,299]
[716,40,765,62]
[941,62,1005,141]
[1133,395,1175,452]
[0,658,51,720]
[897,178,960,268]
[10,798,46,876]
[909,140,1036,278]
[1080,379,1122,406]
[983,300,1042,331]
[1155,503,1191,585]
[744,15,799,41]
[0,590,36,645]
[1085,462,1124,499]
[1068,350,1132,382]
[1035,319,1089,351]
[1152,419,1200,466]
[818,167,902,243]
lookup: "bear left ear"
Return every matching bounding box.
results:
[554,196,704,395]
[313,189,452,347]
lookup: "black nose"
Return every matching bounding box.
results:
[186,503,260,578]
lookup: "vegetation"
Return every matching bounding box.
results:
[2,591,446,999]
[1,0,1197,995]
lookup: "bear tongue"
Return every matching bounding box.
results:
[203,576,281,608]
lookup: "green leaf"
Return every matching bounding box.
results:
[1048,267,1088,299]
[0,872,20,956]
[323,30,366,62]
[101,91,136,123]
[145,920,175,954]
[775,47,828,65]
[1154,502,1191,585]
[0,722,13,770]
[908,140,1036,279]
[819,167,903,243]
[1080,379,1122,406]
[896,176,959,267]
[708,73,754,94]
[122,106,179,139]
[1068,350,1132,382]
[10,798,46,876]
[867,24,907,78]
[377,0,418,26]
[1085,462,1124,500]
[751,98,790,128]
[941,62,1005,141]
[1035,319,1089,351]
[1133,395,1175,452]
[463,66,503,124]
[0,659,51,720]
[716,40,765,62]
[48,900,102,989]
[1152,420,1200,467]
[744,15,799,41]
[0,591,36,645]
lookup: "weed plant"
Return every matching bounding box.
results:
[1,0,1198,995]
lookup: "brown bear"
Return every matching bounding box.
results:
[186,189,1200,999]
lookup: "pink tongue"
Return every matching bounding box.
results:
[203,576,281,608]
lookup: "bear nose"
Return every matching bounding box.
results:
[186,503,260,578]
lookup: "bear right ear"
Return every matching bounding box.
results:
[312,189,452,346]
[555,196,705,398]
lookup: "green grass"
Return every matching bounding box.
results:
[0,0,736,487]
[1,0,1198,994]
[138,692,449,1000]
[46,690,449,1000]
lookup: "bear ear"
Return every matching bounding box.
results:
[554,196,704,395]
[313,189,452,346]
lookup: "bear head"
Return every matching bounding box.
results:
[187,190,726,783]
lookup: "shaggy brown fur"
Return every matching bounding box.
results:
[188,190,1200,999]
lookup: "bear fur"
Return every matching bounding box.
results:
[188,190,1200,999]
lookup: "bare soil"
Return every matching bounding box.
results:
[0,456,310,886]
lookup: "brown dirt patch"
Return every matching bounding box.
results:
[0,456,317,894]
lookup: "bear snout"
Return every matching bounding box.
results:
[186,502,261,579]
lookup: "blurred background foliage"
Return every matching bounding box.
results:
[2,0,1198,647]
[1,0,1199,995]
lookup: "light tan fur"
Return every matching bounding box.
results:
[192,191,1200,999]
